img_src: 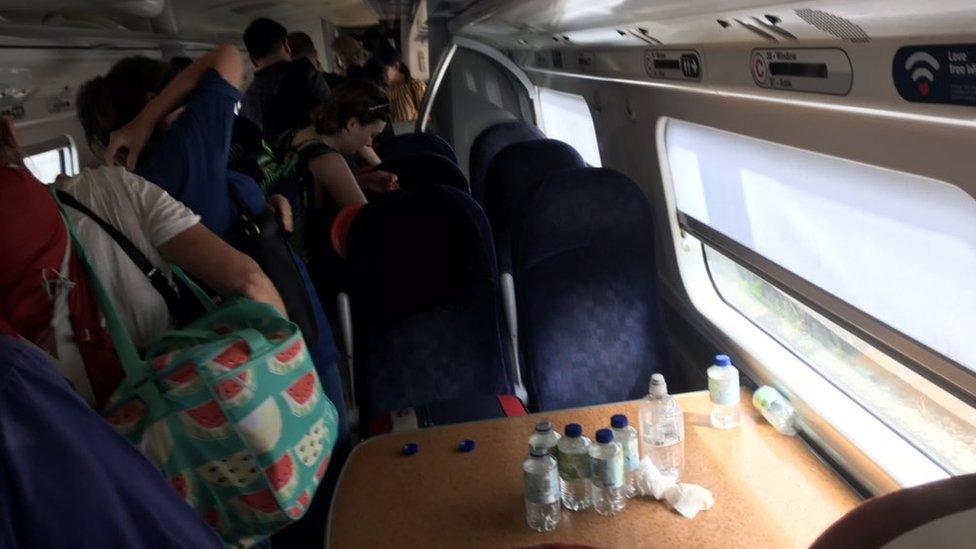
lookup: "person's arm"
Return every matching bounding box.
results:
[157,224,287,317]
[353,146,399,193]
[267,194,293,233]
[105,44,245,170]
[308,152,368,208]
[357,145,381,167]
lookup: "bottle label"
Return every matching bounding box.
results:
[590,456,623,489]
[620,438,639,472]
[709,371,740,406]
[558,451,590,480]
[524,469,560,504]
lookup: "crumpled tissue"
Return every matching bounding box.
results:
[634,457,715,519]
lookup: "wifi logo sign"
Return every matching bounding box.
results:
[904,51,941,97]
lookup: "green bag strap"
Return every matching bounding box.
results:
[50,188,165,416]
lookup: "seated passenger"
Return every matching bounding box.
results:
[289,80,396,302]
[0,159,284,410]
[0,333,221,548]
[331,35,367,81]
[240,17,331,140]
[365,42,426,124]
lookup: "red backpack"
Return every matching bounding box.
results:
[0,166,123,409]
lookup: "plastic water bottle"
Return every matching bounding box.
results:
[708,354,740,429]
[528,420,561,457]
[610,414,639,498]
[589,429,626,516]
[752,386,798,436]
[639,373,685,479]
[523,445,561,532]
[556,423,591,511]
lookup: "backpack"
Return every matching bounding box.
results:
[54,189,337,546]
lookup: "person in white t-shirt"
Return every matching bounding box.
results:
[58,166,287,404]
[0,156,285,407]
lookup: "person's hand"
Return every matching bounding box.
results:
[357,169,398,194]
[267,194,294,233]
[104,116,154,171]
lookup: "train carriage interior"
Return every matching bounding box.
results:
[0,0,975,547]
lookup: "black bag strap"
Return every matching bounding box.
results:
[56,190,192,322]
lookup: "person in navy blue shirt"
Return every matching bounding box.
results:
[75,46,349,544]
[0,332,222,548]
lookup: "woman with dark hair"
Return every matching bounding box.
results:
[365,42,426,123]
[286,79,397,301]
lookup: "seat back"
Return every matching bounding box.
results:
[483,139,586,272]
[376,153,469,193]
[377,133,458,164]
[513,167,671,411]
[346,186,512,419]
[811,473,976,549]
[468,121,544,205]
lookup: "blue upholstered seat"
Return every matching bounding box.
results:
[376,152,469,193]
[378,133,458,164]
[512,167,672,411]
[468,121,544,206]
[345,185,513,419]
[483,139,586,273]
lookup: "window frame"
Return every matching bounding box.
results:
[417,36,538,135]
[665,119,976,410]
[23,134,79,183]
[656,116,954,493]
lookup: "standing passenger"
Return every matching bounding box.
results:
[331,35,367,81]
[240,18,331,140]
[74,46,351,540]
[365,42,427,124]
[288,80,396,303]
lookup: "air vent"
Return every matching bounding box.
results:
[628,28,663,45]
[734,18,777,41]
[750,16,796,40]
[795,8,870,42]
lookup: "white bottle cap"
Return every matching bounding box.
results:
[650,373,667,398]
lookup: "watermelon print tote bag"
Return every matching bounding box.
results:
[56,196,337,546]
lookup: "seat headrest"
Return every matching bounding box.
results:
[346,185,495,315]
[469,121,545,201]
[514,167,654,268]
[377,133,458,164]
[483,139,586,221]
[377,152,469,193]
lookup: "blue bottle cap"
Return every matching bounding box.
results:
[565,423,582,438]
[596,429,613,444]
[715,354,732,366]
[610,414,628,429]
[458,439,476,453]
[401,443,419,456]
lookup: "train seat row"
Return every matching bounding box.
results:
[337,122,672,435]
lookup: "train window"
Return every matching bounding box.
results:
[24,135,78,184]
[661,118,976,477]
[705,245,976,474]
[423,43,534,176]
[537,87,601,167]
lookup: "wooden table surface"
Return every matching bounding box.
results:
[329,391,860,548]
